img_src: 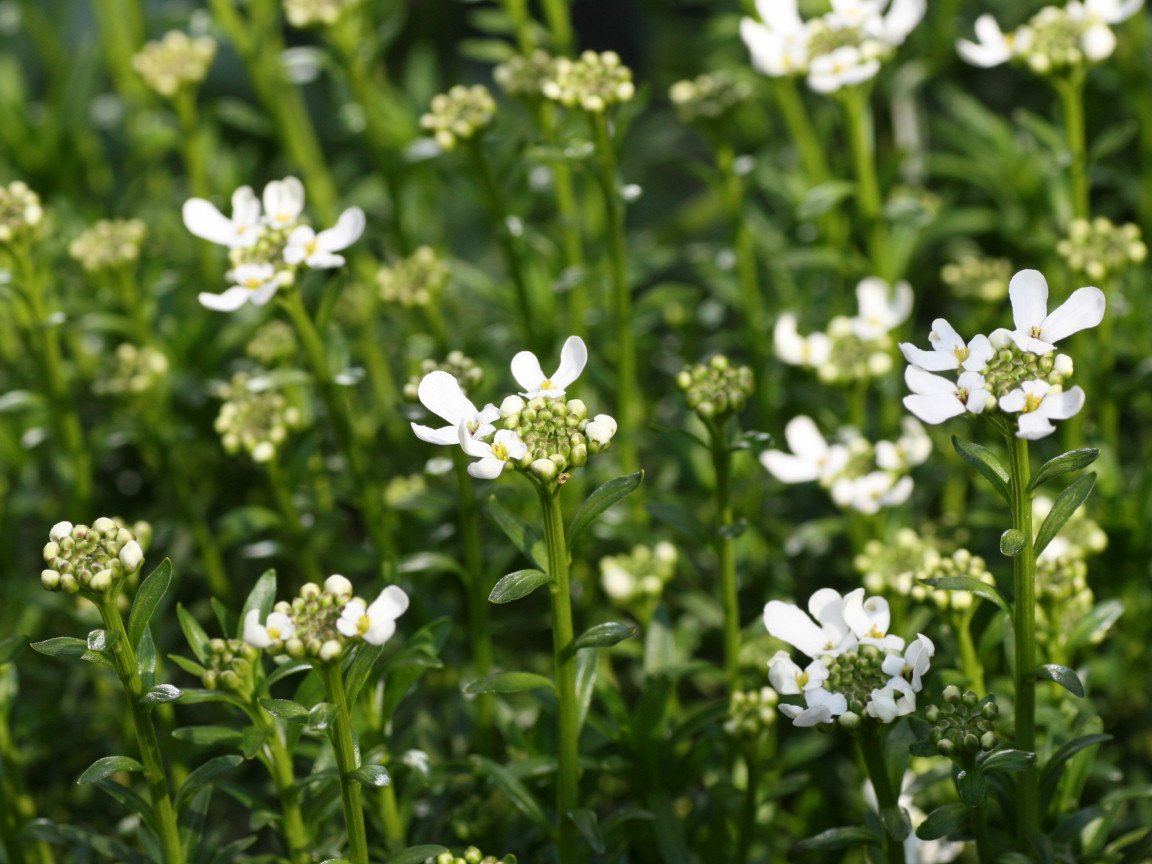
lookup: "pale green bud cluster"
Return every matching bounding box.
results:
[202,638,259,697]
[723,687,779,739]
[420,86,497,151]
[41,518,145,596]
[0,181,43,244]
[500,394,616,486]
[819,316,893,385]
[214,370,305,463]
[542,51,635,113]
[676,354,755,420]
[824,645,892,723]
[269,579,356,660]
[435,847,516,864]
[912,548,992,611]
[923,687,999,758]
[132,31,216,98]
[246,320,299,366]
[855,528,933,597]
[494,50,556,99]
[93,343,170,397]
[284,0,362,28]
[941,255,1012,302]
[1017,6,1107,75]
[227,223,295,273]
[669,71,752,126]
[599,541,678,605]
[68,218,146,272]
[404,351,482,401]
[378,245,448,308]
[1057,217,1146,282]
[807,20,892,65]
[981,336,1073,400]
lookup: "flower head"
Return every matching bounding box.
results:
[263,177,306,230]
[183,186,262,249]
[511,335,587,399]
[459,425,527,479]
[411,370,499,446]
[899,319,993,372]
[760,415,850,485]
[998,380,1086,439]
[337,585,410,645]
[1006,269,1106,354]
[40,518,145,595]
[902,365,993,424]
[243,609,296,648]
[283,207,365,270]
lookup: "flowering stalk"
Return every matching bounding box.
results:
[89,0,146,104]
[708,419,741,692]
[171,89,211,199]
[318,663,370,864]
[539,0,574,55]
[1053,69,1090,221]
[841,87,891,282]
[857,726,906,864]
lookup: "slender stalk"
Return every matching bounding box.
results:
[971,797,994,864]
[89,0,147,106]
[171,89,211,200]
[951,612,985,698]
[707,419,740,692]
[841,88,890,281]
[247,708,311,864]
[858,727,906,864]
[264,458,326,585]
[1054,71,1089,221]
[97,594,184,864]
[537,486,580,864]
[539,0,573,55]
[113,266,153,347]
[318,664,370,864]
[537,102,587,337]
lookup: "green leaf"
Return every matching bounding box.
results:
[489,569,552,604]
[128,558,172,652]
[176,755,243,812]
[488,496,547,571]
[952,436,1011,503]
[566,471,644,551]
[1036,664,1085,698]
[350,765,390,787]
[956,768,986,806]
[918,576,1010,615]
[344,642,385,706]
[1066,600,1123,652]
[239,570,277,639]
[471,755,551,830]
[77,756,144,784]
[259,698,310,724]
[1000,529,1026,557]
[172,726,244,747]
[881,805,911,842]
[30,637,87,658]
[981,748,1036,774]
[87,629,119,651]
[796,180,857,220]
[1034,473,1096,558]
[462,672,555,695]
[140,684,182,706]
[167,654,207,678]
[398,552,467,579]
[94,778,154,827]
[0,634,27,665]
[177,604,211,664]
[179,786,213,861]
[266,659,313,687]
[210,598,236,641]
[798,826,881,850]
[242,726,270,760]
[572,622,638,652]
[1029,448,1099,491]
[1040,733,1112,808]
[308,702,340,731]
[915,803,969,840]
[83,650,116,670]
[385,847,450,864]
[570,808,605,854]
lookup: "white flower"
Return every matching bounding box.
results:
[807,45,881,93]
[511,335,587,399]
[119,541,144,572]
[852,277,914,341]
[262,177,306,229]
[998,380,1086,440]
[874,0,926,44]
[957,14,1016,67]
[902,366,993,424]
[410,370,499,446]
[459,424,527,479]
[199,262,281,311]
[898,318,993,372]
[866,677,917,722]
[760,415,850,484]
[740,0,810,76]
[767,649,831,695]
[876,417,931,470]
[183,185,262,248]
[764,587,858,659]
[837,472,914,515]
[882,633,934,691]
[778,687,848,727]
[283,207,365,269]
[1085,0,1145,23]
[774,313,832,367]
[244,608,295,648]
[1006,269,1106,354]
[842,588,904,649]
[586,414,617,444]
[337,585,409,645]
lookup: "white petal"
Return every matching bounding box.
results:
[243,610,271,647]
[808,588,848,639]
[458,420,493,458]
[368,585,410,619]
[363,618,398,645]
[790,703,834,727]
[493,429,527,460]
[999,389,1027,413]
[232,185,261,226]
[510,350,547,392]
[198,286,252,311]
[552,335,588,390]
[903,393,965,425]
[768,650,805,695]
[1038,386,1085,421]
[183,198,239,246]
[410,422,458,446]
[880,476,914,507]
[963,334,994,371]
[249,281,280,306]
[1016,412,1056,440]
[760,450,820,483]
[764,601,828,658]
[317,207,366,252]
[1040,286,1106,344]
[264,176,306,223]
[306,251,346,269]
[468,457,506,479]
[1009,269,1049,331]
[419,371,477,426]
[899,342,960,371]
[904,364,960,396]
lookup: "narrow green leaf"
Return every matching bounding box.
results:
[488,496,547,571]
[242,726,270,760]
[87,629,119,651]
[570,808,605,854]
[140,684,182,706]
[648,792,691,864]
[266,659,312,687]
[0,634,27,665]
[566,471,644,551]
[172,726,244,747]
[30,637,87,658]
[462,671,555,695]
[398,552,468,579]
[572,622,638,652]
[138,628,156,688]
[177,604,211,664]
[94,778,154,827]
[916,803,969,840]
[167,654,207,679]
[980,748,1036,774]
[259,698,311,723]
[798,826,881,850]
[350,765,390,787]
[918,576,1010,614]
[956,768,986,806]
[176,755,243,812]
[345,642,385,706]
[385,846,450,864]
[239,570,277,638]
[1036,664,1085,698]
[210,598,235,640]
[1034,473,1096,557]
[1040,733,1112,808]
[471,755,551,830]
[1066,600,1123,652]
[952,436,1011,503]
[128,558,172,652]
[179,786,213,861]
[489,569,552,604]
[1029,448,1099,491]
[77,756,144,784]
[1000,529,1026,557]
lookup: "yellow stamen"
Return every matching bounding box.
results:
[540,378,557,390]
[953,346,969,362]
[357,614,370,635]
[267,626,280,640]
[795,671,809,688]
[1024,393,1043,412]
[492,441,509,461]
[868,625,884,638]
[1030,325,1043,338]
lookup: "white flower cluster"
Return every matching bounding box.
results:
[900,269,1104,440]
[775,277,912,385]
[740,0,926,94]
[760,415,930,514]
[957,0,1143,73]
[183,177,365,311]
[599,542,678,606]
[764,588,934,727]
[132,31,216,98]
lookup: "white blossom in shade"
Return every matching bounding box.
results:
[842,588,904,650]
[882,633,934,691]
[459,423,527,479]
[852,277,914,341]
[778,687,848,727]
[740,0,810,76]
[866,676,917,722]
[410,370,499,446]
[760,415,850,484]
[1007,269,1106,354]
[262,177,306,229]
[511,335,587,399]
[764,587,858,659]
[283,207,365,269]
[337,585,410,645]
[199,263,281,311]
[876,417,932,470]
[873,0,927,44]
[767,649,831,695]
[902,365,993,425]
[774,313,832,367]
[586,414,617,444]
[998,380,1086,440]
[243,608,296,648]
[899,318,994,372]
[956,14,1017,67]
[807,45,881,93]
[183,185,262,248]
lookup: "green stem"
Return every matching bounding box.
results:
[952,611,985,697]
[90,0,147,105]
[264,458,326,585]
[318,664,370,864]
[972,797,994,864]
[858,727,906,864]
[842,88,890,281]
[537,102,587,337]
[172,89,211,199]
[707,419,740,692]
[97,594,184,864]
[1054,71,1089,221]
[251,709,311,864]
[539,0,573,54]
[114,266,153,346]
[537,486,579,864]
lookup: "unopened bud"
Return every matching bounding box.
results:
[319,640,343,662]
[325,574,352,596]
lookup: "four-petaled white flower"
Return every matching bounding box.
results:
[808,45,881,93]
[337,585,410,645]
[774,313,832,367]
[998,380,1086,440]
[1006,269,1106,354]
[411,371,499,446]
[852,277,914,341]
[459,424,527,479]
[244,609,296,648]
[511,335,587,399]
[200,262,282,311]
[902,366,993,425]
[183,185,262,248]
[263,177,306,229]
[760,415,849,484]
[876,417,932,470]
[284,207,366,269]
[899,318,993,372]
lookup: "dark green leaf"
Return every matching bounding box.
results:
[22,819,152,864]
[385,846,450,864]
[398,552,468,578]
[350,765,390,787]
[881,805,911,842]
[345,642,384,705]
[177,604,211,664]
[489,569,552,604]
[77,756,144,784]
[952,436,1011,503]
[575,647,598,733]
[82,650,116,670]
[916,803,969,840]
[172,726,244,747]
[0,634,27,665]
[94,778,154,826]
[648,792,691,864]
[1036,664,1084,698]
[242,726,270,760]
[179,786,212,861]
[1040,733,1111,808]
[1029,448,1099,491]
[1000,529,1026,557]
[128,558,172,652]
[566,471,644,551]
[570,808,605,854]
[239,570,277,639]
[1066,600,1123,652]
[266,659,313,687]
[308,702,340,731]
[471,755,551,830]
[572,622,638,652]
[30,637,87,658]
[176,755,243,811]
[259,698,310,724]
[140,684,182,705]
[211,598,235,641]
[1034,473,1096,557]
[138,628,157,688]
[167,654,207,678]
[87,629,119,651]
[798,826,881,850]
[488,496,547,571]
[918,576,1010,614]
[957,768,986,806]
[981,748,1036,774]
[462,672,555,695]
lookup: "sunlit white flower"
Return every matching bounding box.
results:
[337,585,409,645]
[1006,269,1106,354]
[808,45,881,93]
[866,676,917,722]
[283,207,365,269]
[244,608,296,648]
[843,588,904,650]
[740,0,810,76]
[459,424,527,479]
[998,379,1086,439]
[778,687,847,727]
[183,185,262,248]
[263,177,306,229]
[852,277,914,341]
[899,318,993,372]
[760,415,849,484]
[902,366,993,425]
[767,649,831,695]
[199,262,281,311]
[511,335,587,399]
[586,413,617,444]
[764,587,858,659]
[956,14,1017,67]
[881,633,934,691]
[872,0,927,44]
[410,371,499,446]
[774,313,832,367]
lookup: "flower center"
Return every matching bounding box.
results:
[243,276,262,289]
[540,378,557,391]
[357,614,371,635]
[795,670,809,688]
[953,345,970,362]
[867,624,885,639]
[1030,325,1043,339]
[492,441,509,461]
[267,626,281,640]
[1024,392,1044,412]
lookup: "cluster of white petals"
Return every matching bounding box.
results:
[741,0,926,93]
[183,176,365,311]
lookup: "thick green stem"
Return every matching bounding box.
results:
[318,664,370,864]
[251,710,311,864]
[264,458,326,585]
[842,88,890,281]
[858,727,906,864]
[707,420,740,692]
[972,797,994,864]
[1054,72,1089,221]
[1007,435,1038,847]
[537,486,579,864]
[97,595,184,864]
